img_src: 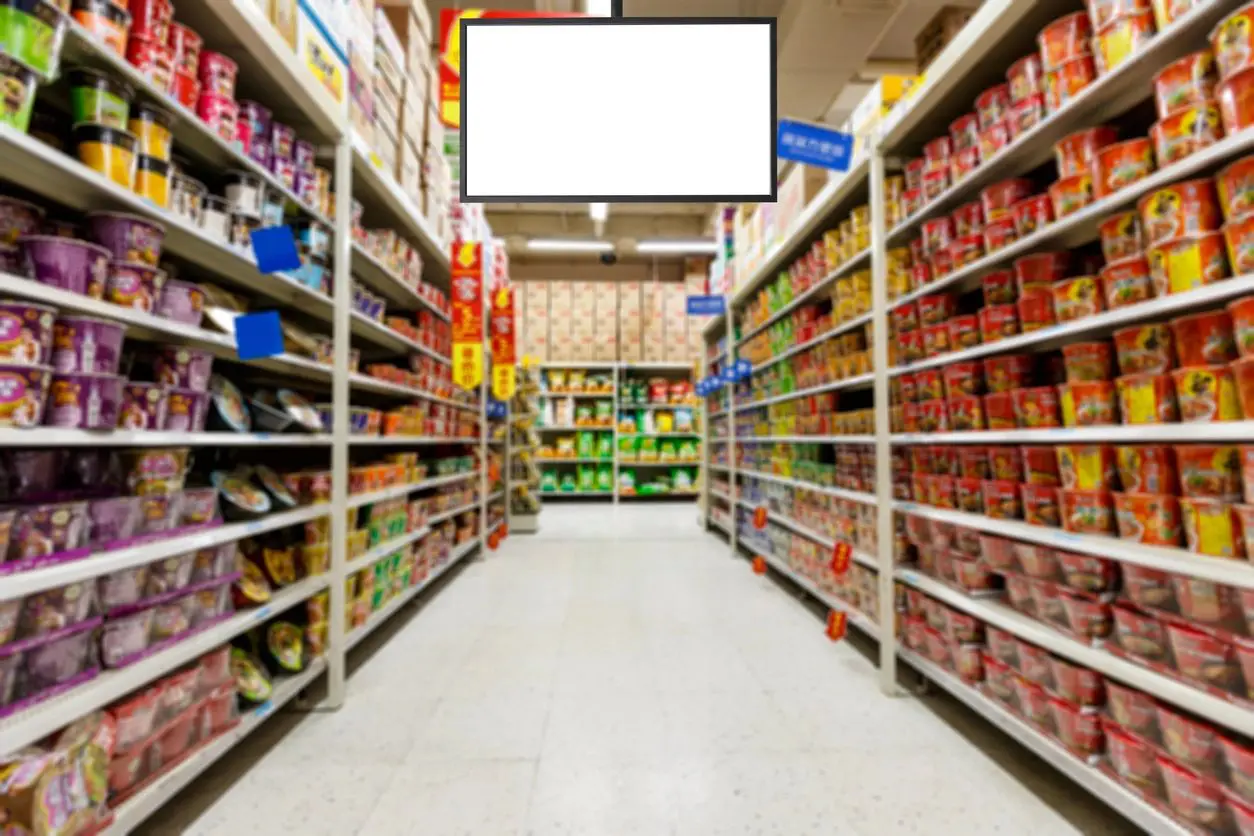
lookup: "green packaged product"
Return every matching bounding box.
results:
[576,404,593,424]
[639,437,659,462]
[577,431,595,458]
[597,434,613,459]
[618,435,638,460]
[595,400,613,424]
[560,472,577,492]
[678,439,698,460]
[596,465,613,492]
[659,440,677,461]
[541,470,558,491]
[673,468,695,491]
[618,410,638,433]
[577,465,596,492]
[618,468,635,493]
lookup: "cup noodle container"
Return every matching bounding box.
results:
[0,301,54,365]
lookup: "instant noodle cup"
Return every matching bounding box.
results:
[978,304,1019,342]
[1171,311,1237,366]
[1055,126,1118,179]
[132,155,169,208]
[1172,365,1242,422]
[1057,444,1118,491]
[1038,12,1093,71]
[73,123,137,188]
[981,269,1016,305]
[1023,445,1061,485]
[1060,381,1118,426]
[1138,180,1223,247]
[920,218,955,258]
[979,120,1012,163]
[1117,444,1179,494]
[922,323,950,358]
[1216,154,1254,222]
[1118,372,1180,424]
[899,330,924,363]
[1152,101,1225,166]
[1093,138,1155,198]
[1233,355,1254,417]
[918,398,949,433]
[1013,252,1070,291]
[1154,50,1218,120]
[1052,276,1104,323]
[1017,289,1056,332]
[949,395,984,431]
[198,50,237,97]
[916,368,944,401]
[1213,4,1254,79]
[975,84,1010,131]
[67,67,132,130]
[1224,214,1254,275]
[1006,54,1043,104]
[1011,194,1053,237]
[1175,444,1242,498]
[1063,342,1115,382]
[1061,489,1116,534]
[170,69,198,109]
[1093,12,1156,75]
[984,391,1016,429]
[922,167,949,202]
[917,293,955,326]
[922,137,952,164]
[948,314,980,350]
[1007,93,1045,137]
[1049,174,1094,219]
[982,216,1018,253]
[1097,212,1144,263]
[952,200,984,237]
[955,477,984,513]
[1044,56,1098,114]
[1022,483,1061,526]
[1086,0,1153,29]
[1180,496,1243,557]
[891,301,919,333]
[1012,385,1061,427]
[981,178,1033,221]
[985,354,1034,392]
[982,480,1022,519]
[1114,323,1176,374]
[126,35,175,93]
[128,103,173,162]
[948,234,984,269]
[949,112,979,152]
[72,0,131,57]
[1114,493,1183,545]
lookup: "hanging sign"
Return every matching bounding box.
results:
[489,286,516,400]
[826,610,848,641]
[777,119,854,172]
[831,541,852,576]
[451,241,484,390]
[686,295,726,316]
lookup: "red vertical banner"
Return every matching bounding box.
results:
[826,610,848,642]
[451,241,484,390]
[830,542,852,576]
[490,286,516,400]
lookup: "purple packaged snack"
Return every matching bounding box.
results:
[20,581,96,635]
[294,170,318,208]
[0,301,53,364]
[151,596,192,640]
[273,156,296,191]
[270,121,294,160]
[179,486,217,525]
[106,262,166,313]
[22,622,98,692]
[139,493,179,535]
[86,211,164,266]
[155,346,213,392]
[154,279,205,326]
[145,552,194,596]
[0,364,50,428]
[191,540,235,582]
[238,100,272,162]
[88,495,142,546]
[293,139,314,174]
[0,654,16,703]
[100,609,152,667]
[188,583,231,627]
[20,236,108,298]
[10,501,89,559]
[51,315,124,374]
[0,598,20,644]
[0,245,23,276]
[44,372,122,429]
[163,387,208,432]
[117,382,166,430]
[0,197,44,244]
[97,564,148,610]
[119,448,189,493]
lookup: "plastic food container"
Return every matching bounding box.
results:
[116,381,165,430]
[132,154,170,208]
[198,50,237,97]
[1011,386,1061,428]
[154,346,213,392]
[982,216,1018,253]
[20,235,109,298]
[1045,56,1098,114]
[1139,180,1223,249]
[154,279,205,327]
[50,315,123,375]
[97,562,149,610]
[1172,366,1241,422]
[1062,342,1114,383]
[1055,126,1118,179]
[128,103,173,162]
[1213,5,1254,80]
[126,35,174,92]
[0,198,43,246]
[1097,257,1153,311]
[197,92,237,143]
[67,67,131,130]
[0,301,53,365]
[1020,484,1059,526]
[980,179,1033,222]
[0,363,49,428]
[1117,372,1179,424]
[1112,603,1170,664]
[1171,311,1236,368]
[1116,444,1177,494]
[87,211,164,266]
[1154,51,1218,120]
[1094,12,1156,75]
[169,69,199,109]
[984,355,1034,393]
[1052,276,1103,324]
[1006,53,1042,103]
[73,122,137,188]
[1059,381,1117,427]
[1227,215,1254,276]
[1097,211,1144,263]
[1093,139,1155,198]
[1113,324,1176,375]
[100,609,154,667]
[1153,101,1226,167]
[105,261,165,312]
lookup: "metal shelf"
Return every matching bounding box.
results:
[749,313,872,375]
[736,435,875,444]
[427,500,483,525]
[0,428,331,447]
[738,374,874,409]
[734,499,876,570]
[736,247,872,346]
[739,540,881,639]
[345,526,432,575]
[737,471,875,505]
[893,421,1254,445]
[350,243,451,320]
[347,471,480,508]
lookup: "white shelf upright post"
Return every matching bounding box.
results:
[613,364,621,504]
[726,310,738,556]
[869,148,898,696]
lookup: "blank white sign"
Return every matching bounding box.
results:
[461,19,775,202]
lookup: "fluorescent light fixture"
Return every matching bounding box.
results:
[461,18,775,202]
[636,239,719,254]
[588,202,608,222]
[526,238,614,252]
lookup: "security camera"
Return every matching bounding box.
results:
[599,251,618,265]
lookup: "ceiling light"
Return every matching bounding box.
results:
[636,239,718,254]
[589,202,608,222]
[526,238,614,252]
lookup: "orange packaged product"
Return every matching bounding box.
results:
[1151,0,1202,30]
[1012,385,1061,427]
[954,477,984,513]
[948,314,980,351]
[1223,214,1254,275]
[948,395,984,431]
[1010,194,1053,238]
[1118,373,1181,425]
[1116,444,1179,494]
[1179,497,1244,557]
[1016,289,1056,332]
[978,304,1020,342]
[1114,492,1183,546]
[917,398,949,433]
[1148,231,1223,294]
[1093,139,1155,198]
[979,120,1012,164]
[1014,251,1070,291]
[1093,12,1156,75]
[1170,310,1237,366]
[1097,211,1144,263]
[1023,445,1061,485]
[1151,101,1225,166]
[1174,444,1241,499]
[980,178,1033,221]
[1022,483,1061,527]
[899,329,924,362]
[1054,126,1118,178]
[981,269,1016,305]
[1051,276,1103,323]
[1220,66,1254,135]
[915,368,944,401]
[917,293,955,326]
[952,200,985,236]
[1137,179,1223,247]
[989,445,1024,482]
[982,479,1022,520]
[931,247,954,279]
[1233,355,1254,417]
[922,167,949,202]
[1086,0,1153,30]
[921,218,955,258]
[982,216,1018,253]
[1044,56,1098,114]
[1007,93,1045,137]
[1037,12,1093,71]
[1063,342,1115,382]
[1048,175,1093,219]
[975,84,1010,131]
[958,446,991,480]
[984,354,1034,392]
[1057,444,1118,491]
[921,322,950,358]
[1212,4,1254,80]
[1171,365,1242,422]
[1153,50,1218,120]
[1060,380,1118,427]
[1061,489,1116,534]
[951,147,980,184]
[984,391,1016,429]
[1006,53,1043,103]
[944,361,985,398]
[1216,155,1254,222]
[949,234,984,269]
[1113,324,1176,374]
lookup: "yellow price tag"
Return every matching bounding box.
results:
[492,365,516,400]
[453,342,483,390]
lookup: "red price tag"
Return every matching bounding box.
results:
[488,531,500,550]
[826,610,847,642]
[830,542,852,576]
[752,556,767,574]
[752,506,768,530]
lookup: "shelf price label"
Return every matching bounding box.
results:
[826,610,847,642]
[830,542,852,576]
[751,556,766,574]
[752,505,768,530]
[451,241,484,390]
[490,286,516,399]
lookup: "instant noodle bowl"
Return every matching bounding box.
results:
[1180,496,1243,557]
[949,112,979,152]
[983,391,1016,428]
[1118,444,1178,493]
[51,315,122,374]
[198,50,237,97]
[1013,251,1069,291]
[981,269,1016,305]
[1060,489,1116,534]
[0,363,48,427]
[132,154,169,208]
[155,346,213,391]
[0,300,51,364]
[1154,50,1217,120]
[1152,101,1225,166]
[1056,444,1118,491]
[1055,126,1118,178]
[1114,493,1183,545]
[922,323,950,357]
[1225,214,1254,274]
[1021,483,1061,526]
[948,395,984,431]
[984,354,1033,392]
[1171,311,1236,366]
[982,480,1021,519]
[916,293,954,326]
[982,216,1017,252]
[1097,212,1144,263]
[20,235,108,298]
[1175,444,1240,498]
[1017,289,1056,332]
[155,279,205,326]
[67,67,131,129]
[169,69,198,109]
[163,386,208,432]
[952,200,984,236]
[1060,381,1118,426]
[1169,624,1242,693]
[918,398,948,432]
[980,179,1032,221]
[1093,11,1155,74]
[1006,53,1042,103]
[950,145,980,182]
[1052,276,1103,322]
[197,92,236,143]
[1213,4,1254,79]
[117,381,165,429]
[129,0,174,40]
[1023,446,1061,485]
[947,314,980,350]
[73,122,136,187]
[1118,372,1180,424]
[167,21,201,75]
[1012,386,1061,427]
[1114,323,1176,374]
[126,35,174,92]
[1038,12,1092,71]
[978,119,1011,163]
[44,371,121,429]
[1062,342,1114,382]
[948,234,983,269]
[1217,155,1254,222]
[978,304,1019,342]
[1007,92,1045,136]
[1173,365,1242,422]
[1138,180,1223,247]
[128,103,172,161]
[1059,551,1118,594]
[170,174,206,223]
[1044,56,1098,114]
[922,168,949,202]
[1173,575,1242,626]
[915,368,944,401]
[106,261,165,312]
[71,0,130,57]
[1233,355,1254,417]
[920,218,954,258]
[0,197,42,245]
[87,211,163,265]
[1010,194,1053,237]
[1093,138,1155,198]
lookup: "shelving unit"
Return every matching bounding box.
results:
[507,363,543,534]
[701,2,1254,833]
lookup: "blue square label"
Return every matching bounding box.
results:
[235,311,285,360]
[251,226,303,274]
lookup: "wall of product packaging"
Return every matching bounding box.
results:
[0,0,511,832]
[705,2,1254,834]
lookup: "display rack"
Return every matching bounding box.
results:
[703,2,1254,833]
[508,363,543,534]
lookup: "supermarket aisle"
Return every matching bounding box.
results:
[146,505,1134,836]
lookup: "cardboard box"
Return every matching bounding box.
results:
[777,164,827,235]
[397,137,422,196]
[297,4,347,104]
[378,0,433,77]
[373,10,406,93]
[270,0,299,50]
[620,339,643,362]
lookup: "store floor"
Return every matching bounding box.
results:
[145,505,1136,836]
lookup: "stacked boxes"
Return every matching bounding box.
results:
[549,283,573,361]
[619,282,642,362]
[593,283,617,362]
[571,282,595,361]
[347,0,374,137]
[641,284,665,362]
[662,283,688,363]
[372,10,406,177]
[522,283,549,361]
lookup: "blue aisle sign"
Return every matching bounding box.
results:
[777,119,854,171]
[686,295,726,316]
[251,226,303,274]
[234,311,285,360]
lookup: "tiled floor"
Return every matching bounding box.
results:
[145,504,1138,835]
